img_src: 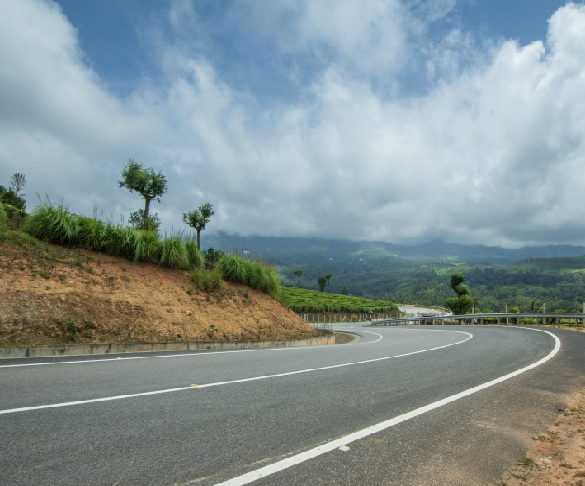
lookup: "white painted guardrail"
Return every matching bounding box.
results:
[372,312,585,327]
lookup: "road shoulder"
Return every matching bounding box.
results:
[501,387,585,485]
[334,331,361,344]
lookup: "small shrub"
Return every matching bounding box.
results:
[203,247,224,269]
[0,203,7,233]
[191,267,223,292]
[63,318,78,342]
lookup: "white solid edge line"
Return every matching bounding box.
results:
[0,363,55,368]
[214,330,560,486]
[358,331,383,344]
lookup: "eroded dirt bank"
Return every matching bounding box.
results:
[0,241,318,345]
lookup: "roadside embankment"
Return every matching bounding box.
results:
[0,238,319,347]
[0,334,335,359]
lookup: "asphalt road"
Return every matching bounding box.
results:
[1,325,584,486]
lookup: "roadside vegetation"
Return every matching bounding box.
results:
[0,166,282,300]
[0,169,318,347]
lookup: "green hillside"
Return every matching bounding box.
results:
[280,287,398,313]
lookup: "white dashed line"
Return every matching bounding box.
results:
[0,332,473,415]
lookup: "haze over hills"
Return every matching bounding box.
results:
[203,233,585,266]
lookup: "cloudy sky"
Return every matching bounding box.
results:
[1,0,584,248]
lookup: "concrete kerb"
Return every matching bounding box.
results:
[0,334,336,359]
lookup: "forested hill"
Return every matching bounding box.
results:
[203,233,585,265]
[202,233,585,313]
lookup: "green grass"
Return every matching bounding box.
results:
[217,253,280,297]
[24,200,203,271]
[0,203,8,233]
[19,201,283,298]
[280,287,398,313]
[352,244,396,258]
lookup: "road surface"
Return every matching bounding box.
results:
[1,324,584,485]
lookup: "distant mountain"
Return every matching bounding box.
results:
[201,234,585,310]
[203,233,585,265]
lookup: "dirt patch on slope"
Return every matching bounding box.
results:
[502,388,585,486]
[0,242,318,345]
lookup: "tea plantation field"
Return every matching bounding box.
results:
[280,287,398,313]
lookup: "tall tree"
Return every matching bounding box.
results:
[183,203,215,250]
[293,269,303,287]
[443,272,474,315]
[317,273,333,292]
[119,159,167,227]
[9,173,26,197]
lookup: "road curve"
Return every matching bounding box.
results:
[1,325,584,485]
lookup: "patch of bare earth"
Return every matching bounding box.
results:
[502,388,585,486]
[0,242,319,345]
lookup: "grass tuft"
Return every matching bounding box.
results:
[217,253,280,297]
[26,201,78,245]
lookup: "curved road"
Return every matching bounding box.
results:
[1,325,584,485]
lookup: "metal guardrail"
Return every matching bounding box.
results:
[372,312,585,326]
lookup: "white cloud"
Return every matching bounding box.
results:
[238,0,408,75]
[0,0,160,215]
[1,1,585,248]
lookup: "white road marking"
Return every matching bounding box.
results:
[358,331,383,344]
[214,329,561,486]
[318,363,355,370]
[0,363,54,368]
[0,333,473,415]
[63,357,148,363]
[155,350,256,358]
[0,349,257,368]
